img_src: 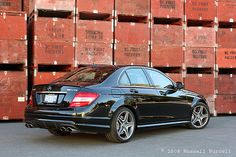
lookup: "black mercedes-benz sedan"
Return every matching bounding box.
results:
[25,65,210,143]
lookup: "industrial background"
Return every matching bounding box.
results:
[0,0,235,120]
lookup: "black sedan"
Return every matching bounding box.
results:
[25,65,210,143]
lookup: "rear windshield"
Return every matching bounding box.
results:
[63,67,116,83]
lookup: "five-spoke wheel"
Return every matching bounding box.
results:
[105,107,136,143]
[188,103,210,129]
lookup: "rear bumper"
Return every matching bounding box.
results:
[25,111,111,133]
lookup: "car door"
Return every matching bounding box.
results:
[118,68,161,124]
[145,69,191,122]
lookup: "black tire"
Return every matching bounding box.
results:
[105,107,136,143]
[187,102,210,129]
[48,129,71,136]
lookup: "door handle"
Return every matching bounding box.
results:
[130,89,139,93]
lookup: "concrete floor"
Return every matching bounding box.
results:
[0,117,235,157]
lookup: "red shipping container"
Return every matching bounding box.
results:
[77,0,113,14]
[217,74,236,95]
[185,47,215,68]
[152,0,183,19]
[152,24,183,47]
[218,0,236,22]
[185,74,215,95]
[30,17,74,42]
[114,43,149,66]
[185,0,216,21]
[32,41,74,66]
[185,27,216,47]
[151,46,183,67]
[75,42,112,65]
[116,23,149,44]
[217,28,236,48]
[216,95,236,114]
[0,0,22,11]
[0,11,26,40]
[34,71,66,85]
[0,71,27,120]
[217,48,236,68]
[76,20,113,43]
[166,73,183,82]
[116,0,149,16]
[0,40,27,64]
[29,0,75,14]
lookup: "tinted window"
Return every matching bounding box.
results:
[64,67,115,83]
[126,69,149,87]
[146,69,173,88]
[119,72,131,86]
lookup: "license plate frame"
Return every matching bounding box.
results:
[44,94,58,104]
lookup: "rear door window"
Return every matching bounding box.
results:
[125,69,150,87]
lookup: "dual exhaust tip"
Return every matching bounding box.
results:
[25,123,74,132]
[60,127,73,132]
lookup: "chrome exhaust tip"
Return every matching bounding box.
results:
[67,127,73,132]
[60,127,66,132]
[25,123,29,128]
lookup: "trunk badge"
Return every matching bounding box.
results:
[47,86,52,91]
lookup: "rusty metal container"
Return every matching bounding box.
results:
[216,95,236,114]
[0,11,27,40]
[217,48,236,68]
[116,0,150,17]
[115,22,149,44]
[32,41,74,66]
[75,42,113,65]
[114,43,149,66]
[185,74,215,95]
[152,0,183,19]
[152,24,183,47]
[151,46,183,67]
[185,0,216,21]
[185,27,216,47]
[28,0,75,14]
[0,70,27,120]
[217,0,236,22]
[0,40,27,64]
[76,20,113,43]
[0,0,22,11]
[217,74,236,95]
[77,0,114,14]
[217,28,236,48]
[29,16,75,42]
[185,47,215,68]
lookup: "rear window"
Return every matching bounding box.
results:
[64,67,115,83]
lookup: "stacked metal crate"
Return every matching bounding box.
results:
[0,0,27,120]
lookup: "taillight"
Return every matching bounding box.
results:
[70,92,99,107]
[28,94,33,106]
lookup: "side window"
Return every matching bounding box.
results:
[119,72,131,86]
[126,69,150,87]
[146,69,173,88]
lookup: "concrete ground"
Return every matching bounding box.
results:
[0,117,235,157]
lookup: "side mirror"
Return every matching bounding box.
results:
[176,82,184,90]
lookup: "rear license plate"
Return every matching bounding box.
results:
[44,94,58,103]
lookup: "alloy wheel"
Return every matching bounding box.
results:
[191,105,209,128]
[116,111,135,141]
